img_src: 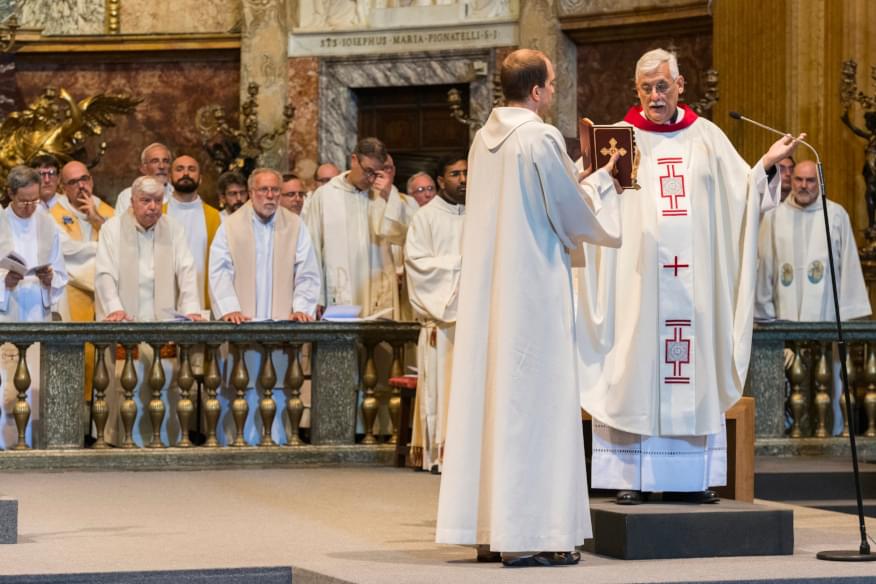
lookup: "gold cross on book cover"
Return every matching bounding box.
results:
[579,117,640,190]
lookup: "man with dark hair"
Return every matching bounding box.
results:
[435,153,467,205]
[436,48,623,567]
[304,136,397,318]
[0,165,68,449]
[280,173,308,216]
[777,157,795,202]
[28,153,62,210]
[217,171,248,217]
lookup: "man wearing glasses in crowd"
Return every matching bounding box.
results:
[28,154,62,210]
[280,173,308,216]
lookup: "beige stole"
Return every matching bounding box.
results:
[118,211,175,320]
[226,202,299,320]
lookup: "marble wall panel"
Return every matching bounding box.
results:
[318,50,494,169]
[287,57,319,186]
[576,33,713,126]
[120,0,239,34]
[17,0,104,35]
[558,0,706,18]
[15,53,240,206]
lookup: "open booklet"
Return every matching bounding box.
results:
[0,251,49,277]
[322,305,394,322]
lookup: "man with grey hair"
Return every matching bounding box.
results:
[208,167,321,445]
[406,172,437,207]
[577,48,805,504]
[0,165,68,449]
[96,174,201,447]
[114,142,174,214]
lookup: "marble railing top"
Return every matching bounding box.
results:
[754,321,876,341]
[0,320,421,345]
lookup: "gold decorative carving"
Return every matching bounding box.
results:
[195,81,294,176]
[106,0,120,34]
[689,69,719,116]
[0,87,140,189]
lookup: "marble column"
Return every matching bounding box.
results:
[519,0,577,137]
[241,0,289,171]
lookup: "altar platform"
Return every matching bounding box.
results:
[1,466,876,584]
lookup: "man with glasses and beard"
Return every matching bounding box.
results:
[756,160,871,434]
[217,171,248,218]
[164,155,221,314]
[0,166,68,449]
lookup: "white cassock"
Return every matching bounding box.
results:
[96,213,201,447]
[436,107,621,552]
[404,195,464,471]
[114,181,172,215]
[381,186,420,321]
[303,172,396,317]
[756,195,871,433]
[209,204,321,446]
[577,104,780,492]
[165,195,221,311]
[0,207,67,449]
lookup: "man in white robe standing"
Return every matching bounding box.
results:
[435,49,623,567]
[209,168,321,446]
[114,143,173,214]
[577,48,804,504]
[405,154,466,473]
[0,166,68,449]
[96,175,202,447]
[756,160,871,434]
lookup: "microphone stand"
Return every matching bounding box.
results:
[731,112,874,561]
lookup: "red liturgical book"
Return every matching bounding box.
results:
[579,117,639,190]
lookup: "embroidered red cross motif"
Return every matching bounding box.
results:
[658,157,686,217]
[664,319,691,384]
[664,256,689,277]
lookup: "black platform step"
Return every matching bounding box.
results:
[587,498,793,560]
[0,567,293,584]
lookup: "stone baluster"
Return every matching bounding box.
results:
[203,344,222,447]
[864,342,876,437]
[387,342,404,445]
[258,344,277,447]
[361,341,379,445]
[119,344,139,448]
[841,345,857,437]
[285,344,305,446]
[91,344,110,449]
[812,342,832,438]
[787,342,807,438]
[176,345,195,448]
[230,343,250,447]
[12,344,31,450]
[147,344,166,448]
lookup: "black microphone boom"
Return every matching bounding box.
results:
[731,112,875,562]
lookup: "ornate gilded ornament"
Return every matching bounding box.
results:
[448,68,504,131]
[0,87,140,190]
[195,81,294,177]
[689,69,720,116]
[781,263,794,287]
[808,260,825,284]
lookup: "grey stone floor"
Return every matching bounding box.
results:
[1,466,876,583]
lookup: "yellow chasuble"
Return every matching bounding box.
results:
[49,198,114,401]
[162,201,221,312]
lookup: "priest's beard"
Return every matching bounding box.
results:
[173,177,199,194]
[226,200,245,213]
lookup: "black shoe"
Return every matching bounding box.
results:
[662,489,720,504]
[476,545,501,563]
[502,551,581,568]
[615,490,645,505]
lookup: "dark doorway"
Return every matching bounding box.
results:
[356,83,470,192]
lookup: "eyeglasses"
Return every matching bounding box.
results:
[282,191,307,199]
[12,199,40,209]
[39,169,58,178]
[64,174,92,187]
[316,177,331,184]
[411,185,435,194]
[637,81,673,96]
[254,186,281,196]
[355,157,379,179]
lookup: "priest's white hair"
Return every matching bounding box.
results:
[406,171,434,194]
[131,175,164,197]
[139,142,172,164]
[635,48,680,80]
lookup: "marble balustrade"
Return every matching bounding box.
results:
[0,321,418,451]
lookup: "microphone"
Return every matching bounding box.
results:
[731,111,873,561]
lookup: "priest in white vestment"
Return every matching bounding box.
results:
[209,168,321,446]
[435,50,622,567]
[756,160,871,434]
[0,166,68,449]
[405,155,466,472]
[576,48,804,504]
[114,143,173,214]
[96,175,203,447]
